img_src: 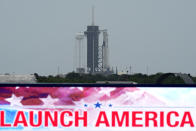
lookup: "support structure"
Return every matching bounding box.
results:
[101,30,110,72]
[84,6,100,73]
[76,7,113,74]
[75,32,85,73]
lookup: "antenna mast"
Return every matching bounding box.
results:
[92,5,95,25]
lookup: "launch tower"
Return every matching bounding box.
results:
[75,6,112,74]
[84,7,100,73]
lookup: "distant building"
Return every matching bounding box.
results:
[0,74,36,83]
[96,81,137,84]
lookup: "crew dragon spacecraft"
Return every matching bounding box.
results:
[75,7,112,74]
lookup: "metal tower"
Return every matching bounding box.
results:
[101,30,109,72]
[75,6,112,74]
[84,6,100,73]
[75,32,85,73]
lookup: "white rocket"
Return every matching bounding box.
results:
[102,30,110,72]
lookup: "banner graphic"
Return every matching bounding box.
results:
[0,86,195,130]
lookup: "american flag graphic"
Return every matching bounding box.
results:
[1,86,195,131]
[0,86,165,107]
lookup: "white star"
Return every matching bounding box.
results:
[5,94,23,107]
[40,95,59,107]
[16,86,20,89]
[70,87,84,91]
[99,87,115,97]
[77,87,84,91]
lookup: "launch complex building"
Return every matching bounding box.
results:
[75,7,112,74]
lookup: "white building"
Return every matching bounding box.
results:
[0,74,36,83]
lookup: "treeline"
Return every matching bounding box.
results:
[34,72,196,84]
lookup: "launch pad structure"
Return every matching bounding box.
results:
[75,7,112,75]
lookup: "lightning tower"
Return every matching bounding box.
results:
[75,32,85,73]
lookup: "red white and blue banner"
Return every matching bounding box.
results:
[0,85,196,130]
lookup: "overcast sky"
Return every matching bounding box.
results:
[0,0,196,75]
